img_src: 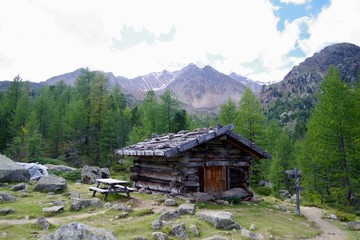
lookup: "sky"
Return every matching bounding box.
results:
[0,0,359,83]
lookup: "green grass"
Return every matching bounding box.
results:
[0,182,351,239]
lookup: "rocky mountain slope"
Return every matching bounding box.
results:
[261,42,360,129]
[41,64,255,111]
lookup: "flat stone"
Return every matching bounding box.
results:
[164,199,176,206]
[203,236,229,240]
[197,211,242,230]
[70,197,102,211]
[241,228,264,240]
[42,205,64,214]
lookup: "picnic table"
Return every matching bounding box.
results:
[89,178,136,200]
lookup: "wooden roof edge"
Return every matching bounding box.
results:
[226,131,272,160]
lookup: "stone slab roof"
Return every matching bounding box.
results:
[115,124,271,159]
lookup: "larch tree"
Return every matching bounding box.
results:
[299,67,360,206]
[218,98,237,126]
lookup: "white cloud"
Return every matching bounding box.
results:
[299,0,360,56]
[0,0,359,83]
[280,0,310,5]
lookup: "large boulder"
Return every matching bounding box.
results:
[197,211,242,230]
[220,188,253,201]
[40,221,117,240]
[0,154,29,182]
[34,175,67,193]
[70,197,102,211]
[347,221,360,230]
[81,165,110,184]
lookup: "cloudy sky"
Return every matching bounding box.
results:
[0,0,359,83]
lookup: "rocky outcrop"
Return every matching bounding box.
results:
[158,210,180,221]
[0,207,16,215]
[81,165,110,184]
[197,211,242,230]
[42,206,64,215]
[170,223,188,240]
[40,221,117,240]
[0,154,29,182]
[34,175,67,193]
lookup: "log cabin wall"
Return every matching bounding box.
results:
[131,137,253,194]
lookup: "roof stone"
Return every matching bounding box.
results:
[115,124,271,159]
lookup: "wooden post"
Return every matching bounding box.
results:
[294,168,301,215]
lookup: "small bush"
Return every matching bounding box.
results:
[29,157,67,166]
[254,186,272,196]
[335,210,357,222]
[226,196,241,204]
[52,169,81,182]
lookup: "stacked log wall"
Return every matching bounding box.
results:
[131,138,253,193]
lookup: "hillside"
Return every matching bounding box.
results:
[261,42,360,129]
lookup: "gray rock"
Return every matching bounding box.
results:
[115,212,129,219]
[0,207,16,215]
[197,211,242,230]
[11,182,26,191]
[111,203,133,212]
[81,165,110,184]
[53,200,66,207]
[170,223,188,240]
[45,164,77,173]
[34,175,67,193]
[249,224,257,230]
[0,192,16,202]
[151,220,173,230]
[328,214,337,220]
[0,154,30,182]
[151,232,169,240]
[70,197,102,211]
[36,217,50,230]
[221,188,253,201]
[158,210,180,221]
[279,190,291,198]
[133,237,148,240]
[347,221,360,230]
[189,224,200,236]
[164,199,176,206]
[177,203,196,215]
[42,205,64,214]
[203,236,229,240]
[191,192,214,202]
[69,191,80,199]
[41,221,117,240]
[241,228,264,240]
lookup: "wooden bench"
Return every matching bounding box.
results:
[114,185,137,191]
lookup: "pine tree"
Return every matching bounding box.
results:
[159,90,180,133]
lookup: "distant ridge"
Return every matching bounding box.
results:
[261,42,360,128]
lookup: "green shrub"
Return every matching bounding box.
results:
[29,157,67,166]
[226,196,241,204]
[52,169,81,182]
[254,186,272,196]
[335,210,357,222]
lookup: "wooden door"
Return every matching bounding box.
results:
[204,166,227,192]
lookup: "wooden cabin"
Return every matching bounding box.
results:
[115,124,271,195]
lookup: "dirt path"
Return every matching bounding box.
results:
[302,206,347,240]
